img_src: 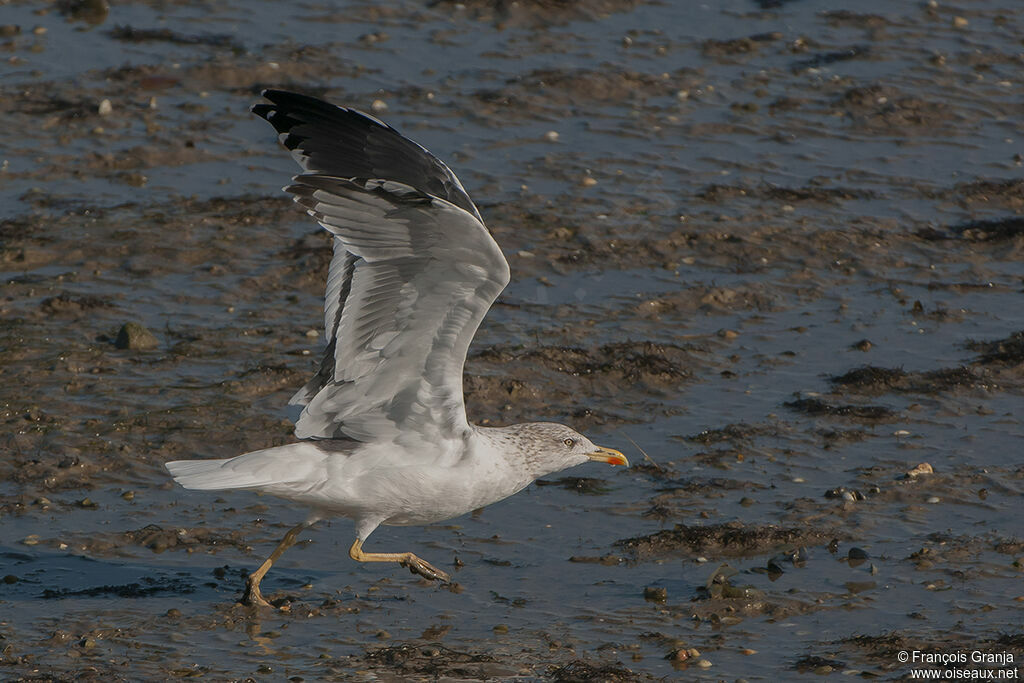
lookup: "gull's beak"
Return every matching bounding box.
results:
[587,446,629,467]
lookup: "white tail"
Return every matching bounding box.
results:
[166,443,329,492]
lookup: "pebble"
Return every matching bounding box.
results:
[696,659,712,668]
[3,575,18,584]
[926,496,941,504]
[848,547,869,560]
[115,322,159,350]
[121,491,135,501]
[952,16,968,28]
[33,25,47,35]
[580,176,597,187]
[493,624,508,634]
[370,99,388,113]
[543,131,559,142]
[643,586,668,602]
[22,535,40,546]
[98,98,113,116]
[906,462,933,477]
[375,630,391,639]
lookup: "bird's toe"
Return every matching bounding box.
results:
[401,557,451,583]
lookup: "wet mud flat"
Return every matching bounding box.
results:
[2,0,1024,680]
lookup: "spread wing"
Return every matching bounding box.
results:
[252,90,510,445]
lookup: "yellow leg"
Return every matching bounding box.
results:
[349,538,451,583]
[242,521,309,607]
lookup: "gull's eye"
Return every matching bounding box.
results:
[563,438,576,448]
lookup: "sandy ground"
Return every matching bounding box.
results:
[1,0,1023,680]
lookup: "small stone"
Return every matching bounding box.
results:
[670,648,689,662]
[852,339,872,351]
[375,630,391,639]
[926,496,941,504]
[79,497,97,508]
[696,659,712,668]
[717,328,739,339]
[33,25,48,35]
[0,25,21,38]
[543,131,559,142]
[115,322,159,350]
[741,648,757,655]
[98,98,113,116]
[165,608,182,618]
[305,329,320,338]
[493,624,509,634]
[906,462,933,477]
[257,665,273,674]
[120,172,147,187]
[952,16,968,28]
[848,547,869,560]
[580,176,598,187]
[121,490,135,501]
[3,575,18,584]
[370,99,388,113]
[22,535,40,546]
[643,586,668,602]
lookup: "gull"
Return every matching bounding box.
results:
[165,90,628,608]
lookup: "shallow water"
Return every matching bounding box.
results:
[2,0,1023,679]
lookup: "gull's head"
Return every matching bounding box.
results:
[506,422,629,478]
